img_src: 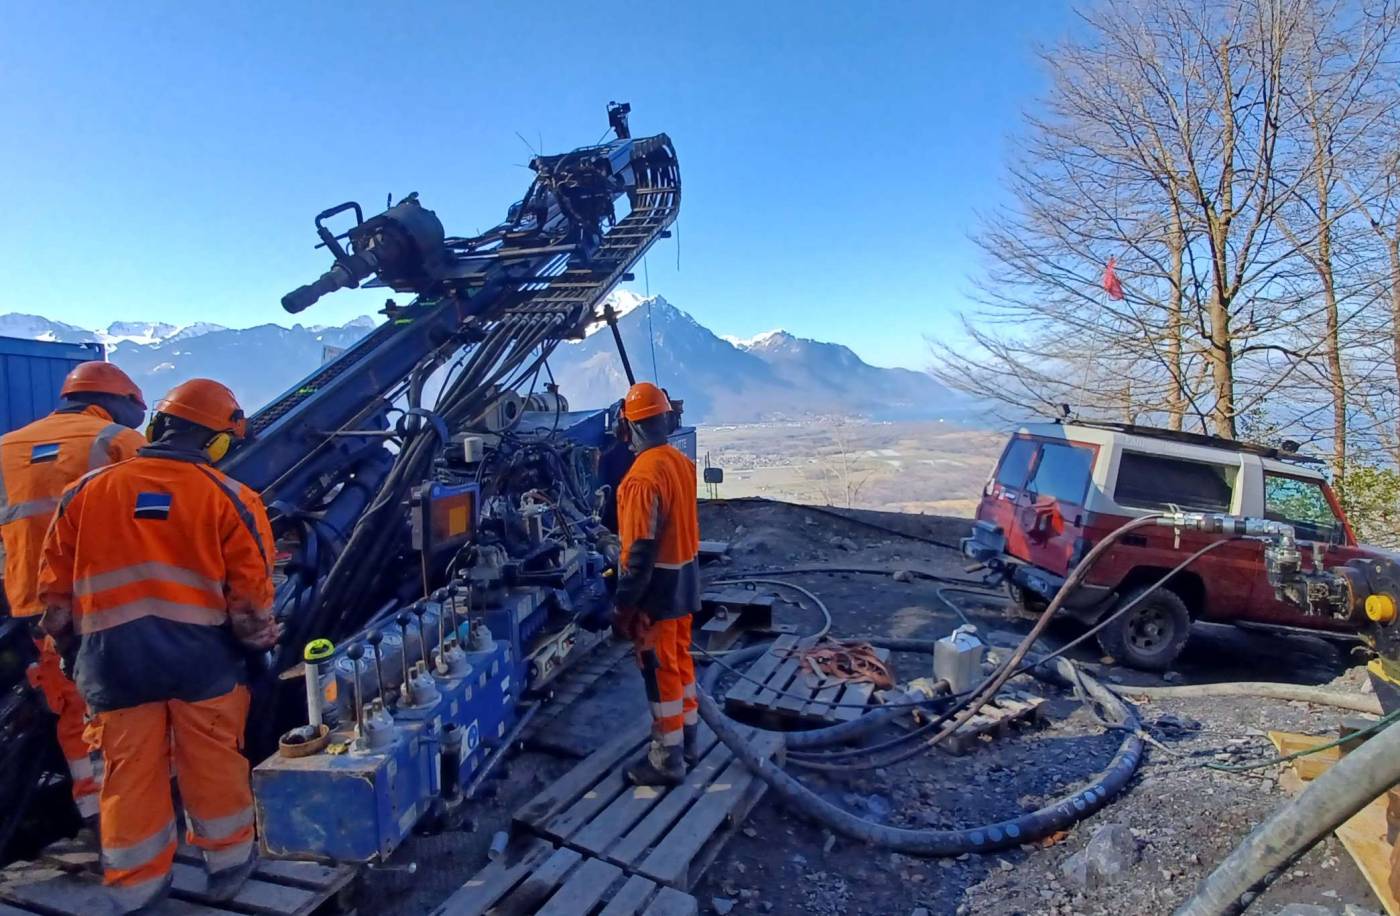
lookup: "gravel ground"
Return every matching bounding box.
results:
[690,499,1384,916]
[363,498,1385,916]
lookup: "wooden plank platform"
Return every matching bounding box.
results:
[431,837,698,916]
[722,634,892,728]
[0,835,356,916]
[515,722,783,892]
[940,693,1047,756]
[527,642,634,741]
[1270,729,1399,916]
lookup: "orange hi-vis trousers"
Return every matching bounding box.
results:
[633,615,698,747]
[26,636,101,819]
[84,685,254,910]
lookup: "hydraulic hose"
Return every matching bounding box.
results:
[1125,682,1379,716]
[697,655,1143,855]
[1175,716,1400,915]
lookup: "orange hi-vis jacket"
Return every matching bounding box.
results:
[38,446,276,713]
[616,443,700,621]
[1,405,145,617]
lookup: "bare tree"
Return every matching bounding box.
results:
[934,0,1400,452]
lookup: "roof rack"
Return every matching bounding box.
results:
[1055,419,1325,466]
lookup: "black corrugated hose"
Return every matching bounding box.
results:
[696,653,1143,855]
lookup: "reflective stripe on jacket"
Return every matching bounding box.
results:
[616,443,700,621]
[37,451,276,712]
[0,406,145,617]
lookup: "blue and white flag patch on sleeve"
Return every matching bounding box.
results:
[134,492,173,520]
[29,443,60,464]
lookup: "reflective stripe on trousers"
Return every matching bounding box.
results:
[91,686,253,896]
[104,819,177,871]
[633,615,696,746]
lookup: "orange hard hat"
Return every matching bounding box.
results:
[622,382,672,421]
[154,379,248,437]
[61,361,145,408]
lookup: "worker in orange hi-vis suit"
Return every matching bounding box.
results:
[613,382,701,787]
[0,361,147,825]
[38,378,281,914]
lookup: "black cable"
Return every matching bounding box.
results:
[786,539,1234,768]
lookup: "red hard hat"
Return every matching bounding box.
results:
[622,382,672,421]
[60,361,145,408]
[154,379,248,438]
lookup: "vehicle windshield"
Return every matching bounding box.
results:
[1264,473,1345,544]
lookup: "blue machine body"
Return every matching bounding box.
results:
[254,631,514,863]
[0,337,105,436]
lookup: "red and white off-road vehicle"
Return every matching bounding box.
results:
[963,421,1386,670]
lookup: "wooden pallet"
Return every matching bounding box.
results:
[528,642,634,736]
[0,836,356,916]
[431,837,697,916]
[514,720,782,892]
[722,634,891,728]
[1271,730,1399,916]
[940,693,1046,755]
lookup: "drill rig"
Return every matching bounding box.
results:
[1,104,684,864]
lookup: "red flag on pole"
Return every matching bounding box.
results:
[1102,257,1124,301]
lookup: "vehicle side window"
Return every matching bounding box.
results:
[1114,452,1234,513]
[993,438,1038,492]
[1264,474,1343,544]
[1027,442,1095,505]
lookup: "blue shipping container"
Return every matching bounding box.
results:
[1,336,106,436]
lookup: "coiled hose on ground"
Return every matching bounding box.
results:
[697,653,1143,854]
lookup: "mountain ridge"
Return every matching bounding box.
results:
[0,293,969,424]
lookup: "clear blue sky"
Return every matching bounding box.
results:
[0,2,1073,370]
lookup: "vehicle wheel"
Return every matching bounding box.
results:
[1095,586,1191,672]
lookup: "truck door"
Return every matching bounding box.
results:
[1018,440,1098,574]
[977,436,1040,559]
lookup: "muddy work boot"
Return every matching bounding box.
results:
[682,724,700,768]
[205,850,257,903]
[626,742,685,788]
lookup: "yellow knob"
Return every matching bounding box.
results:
[303,638,336,662]
[1365,594,1397,624]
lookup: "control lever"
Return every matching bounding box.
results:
[446,588,463,648]
[412,604,432,673]
[346,644,366,737]
[396,612,415,704]
[367,630,389,706]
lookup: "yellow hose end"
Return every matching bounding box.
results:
[1365,594,1397,624]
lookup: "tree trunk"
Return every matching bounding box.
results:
[1390,236,1400,466]
[1315,164,1345,479]
[1167,214,1186,431]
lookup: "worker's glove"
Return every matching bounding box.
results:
[233,612,284,650]
[611,606,649,643]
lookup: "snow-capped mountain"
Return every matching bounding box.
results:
[0,292,969,424]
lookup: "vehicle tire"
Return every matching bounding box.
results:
[1095,586,1191,672]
